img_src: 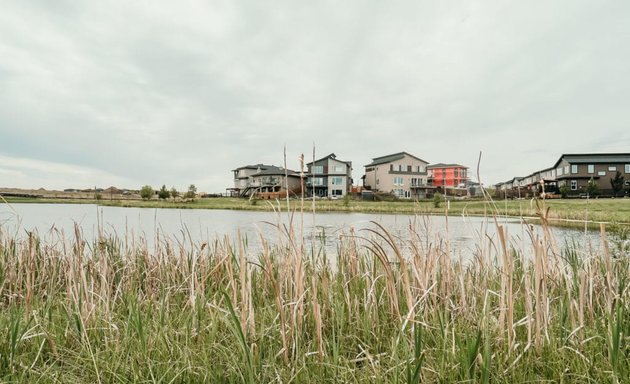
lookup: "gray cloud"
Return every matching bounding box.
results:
[1,1,629,191]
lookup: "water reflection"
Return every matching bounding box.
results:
[0,203,599,259]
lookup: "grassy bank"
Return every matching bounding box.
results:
[6,195,630,225]
[0,217,629,382]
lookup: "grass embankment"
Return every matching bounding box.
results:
[0,218,629,382]
[7,195,630,225]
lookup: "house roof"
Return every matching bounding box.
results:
[365,152,428,167]
[552,153,630,168]
[231,163,276,172]
[426,163,467,169]
[253,166,300,177]
[306,153,352,167]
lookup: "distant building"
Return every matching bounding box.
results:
[363,152,433,199]
[427,163,469,189]
[306,153,352,198]
[229,164,302,197]
[496,153,630,198]
[553,153,630,196]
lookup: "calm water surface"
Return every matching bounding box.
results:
[0,203,598,258]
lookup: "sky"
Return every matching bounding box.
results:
[1,1,629,193]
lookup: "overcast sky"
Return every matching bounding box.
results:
[1,1,629,193]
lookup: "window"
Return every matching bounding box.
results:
[570,180,577,190]
[394,176,404,186]
[394,189,410,198]
[332,189,343,196]
[312,166,323,174]
[564,166,569,175]
[598,171,606,176]
[571,165,578,174]
[310,177,324,186]
[411,178,423,186]
[416,166,425,173]
[331,177,343,185]
[556,167,563,176]
[626,164,630,173]
[588,164,594,174]
[333,165,345,173]
[608,166,617,172]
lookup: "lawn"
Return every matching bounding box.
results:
[5,195,630,225]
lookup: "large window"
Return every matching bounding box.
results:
[331,177,343,185]
[394,189,410,198]
[570,180,578,190]
[332,165,345,173]
[312,166,323,174]
[394,176,404,186]
[564,165,569,175]
[588,164,594,174]
[332,189,343,196]
[571,165,578,174]
[557,167,563,176]
[310,177,324,186]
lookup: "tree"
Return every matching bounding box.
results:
[610,171,624,197]
[185,184,197,200]
[586,178,600,197]
[170,187,179,200]
[140,185,154,200]
[158,185,170,200]
[559,184,569,199]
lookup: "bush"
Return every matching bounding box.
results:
[433,192,443,208]
[140,185,154,200]
[587,178,600,197]
[158,185,170,200]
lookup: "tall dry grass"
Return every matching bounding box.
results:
[0,206,628,382]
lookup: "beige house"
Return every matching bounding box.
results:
[363,152,433,198]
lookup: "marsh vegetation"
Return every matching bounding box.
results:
[0,201,628,382]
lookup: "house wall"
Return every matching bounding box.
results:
[364,154,428,198]
[558,162,630,195]
[429,166,468,188]
[233,168,259,189]
[307,157,352,197]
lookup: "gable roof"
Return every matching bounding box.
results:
[306,153,352,167]
[365,152,428,167]
[553,153,630,168]
[253,165,299,177]
[232,163,276,172]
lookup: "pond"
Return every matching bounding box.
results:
[0,203,599,259]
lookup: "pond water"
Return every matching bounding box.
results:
[0,203,599,258]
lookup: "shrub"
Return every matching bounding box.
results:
[140,185,154,200]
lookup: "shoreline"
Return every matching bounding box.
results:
[3,195,629,230]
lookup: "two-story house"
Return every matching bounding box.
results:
[306,153,353,198]
[230,164,302,197]
[553,153,630,196]
[363,152,432,199]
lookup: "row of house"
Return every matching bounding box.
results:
[495,153,630,198]
[229,152,470,199]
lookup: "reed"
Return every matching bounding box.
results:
[0,209,628,382]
